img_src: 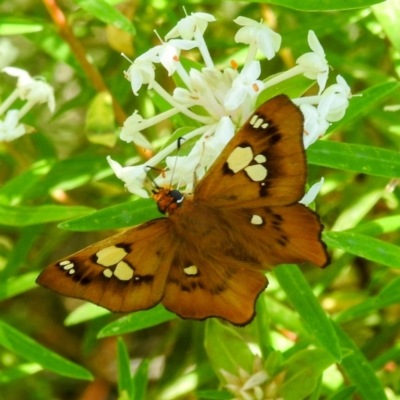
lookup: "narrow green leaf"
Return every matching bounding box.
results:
[274,264,342,362]
[73,0,135,34]
[333,322,387,400]
[373,0,400,53]
[59,199,161,231]
[0,159,54,205]
[229,0,385,11]
[0,272,38,302]
[327,386,357,400]
[117,338,134,399]
[324,231,400,269]
[307,141,400,178]
[0,319,93,380]
[194,390,233,399]
[347,215,400,236]
[64,303,110,326]
[205,319,254,379]
[133,360,149,400]
[328,81,400,133]
[371,344,400,370]
[335,276,400,322]
[0,17,44,35]
[0,204,94,227]
[98,305,175,337]
[0,363,42,385]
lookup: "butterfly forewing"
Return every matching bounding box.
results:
[37,219,174,313]
[195,95,306,208]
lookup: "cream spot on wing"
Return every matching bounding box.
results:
[96,246,128,267]
[245,164,268,181]
[226,146,253,173]
[261,182,266,186]
[261,122,269,129]
[114,261,134,281]
[250,115,258,126]
[253,117,264,129]
[254,154,267,163]
[251,215,263,225]
[103,269,113,278]
[68,269,75,275]
[59,260,72,266]
[62,263,75,270]
[184,265,198,276]
[134,276,140,281]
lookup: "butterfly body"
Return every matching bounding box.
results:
[37,95,329,326]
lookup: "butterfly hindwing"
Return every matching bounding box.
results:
[36,219,174,313]
[195,95,306,208]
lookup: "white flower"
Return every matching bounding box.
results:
[322,75,351,122]
[234,17,281,61]
[120,111,153,149]
[300,103,330,148]
[300,177,324,205]
[107,156,148,198]
[0,38,19,69]
[2,67,33,87]
[0,110,26,142]
[155,39,197,76]
[224,61,264,111]
[296,31,329,94]
[125,48,159,95]
[165,12,216,40]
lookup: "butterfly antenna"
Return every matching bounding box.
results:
[144,165,161,190]
[192,141,206,189]
[169,137,186,189]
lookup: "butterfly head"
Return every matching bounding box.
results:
[152,187,185,215]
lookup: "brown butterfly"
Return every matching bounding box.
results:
[37,95,329,326]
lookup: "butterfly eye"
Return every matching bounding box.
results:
[169,189,184,205]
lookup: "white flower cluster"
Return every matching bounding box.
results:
[0,39,55,142]
[108,12,351,201]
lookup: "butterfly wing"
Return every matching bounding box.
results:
[195,94,306,208]
[36,219,175,313]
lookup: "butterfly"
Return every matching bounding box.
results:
[37,94,329,326]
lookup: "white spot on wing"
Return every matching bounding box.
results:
[253,117,264,129]
[250,115,258,126]
[96,246,128,267]
[184,265,198,276]
[62,263,75,270]
[244,164,268,181]
[261,122,269,129]
[114,261,134,281]
[103,269,113,278]
[59,260,72,266]
[254,154,267,163]
[251,215,263,225]
[68,269,75,275]
[226,147,253,173]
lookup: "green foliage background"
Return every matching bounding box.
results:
[1,0,400,399]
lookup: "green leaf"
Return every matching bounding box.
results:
[373,0,400,53]
[324,231,400,269]
[307,141,400,178]
[117,338,134,399]
[204,319,254,379]
[0,204,94,227]
[132,360,149,400]
[335,276,400,322]
[229,0,386,11]
[98,305,176,337]
[0,159,54,205]
[327,81,400,134]
[0,17,44,35]
[348,215,400,236]
[73,0,135,34]
[0,319,93,380]
[0,363,43,385]
[0,272,38,302]
[194,390,233,399]
[333,322,387,400]
[64,303,110,326]
[280,348,336,400]
[59,199,161,231]
[327,386,357,400]
[274,264,342,362]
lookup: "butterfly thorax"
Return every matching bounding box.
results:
[152,187,185,215]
